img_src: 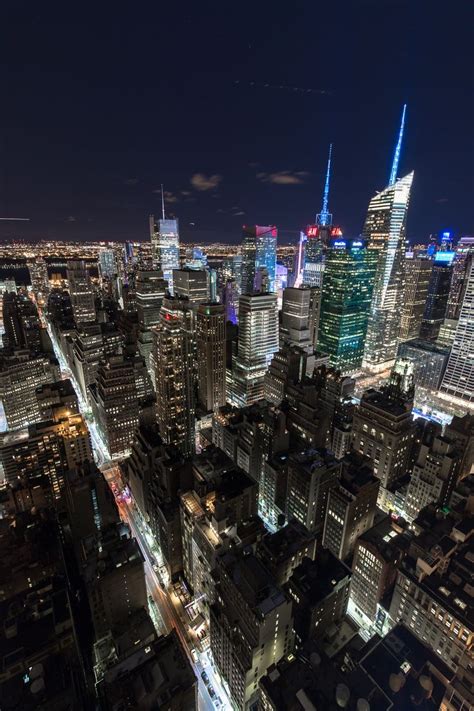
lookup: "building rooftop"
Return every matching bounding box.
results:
[258,519,316,563]
[287,551,350,606]
[221,550,287,618]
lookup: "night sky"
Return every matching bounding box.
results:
[2,2,473,245]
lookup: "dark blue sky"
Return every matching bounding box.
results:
[1,2,473,244]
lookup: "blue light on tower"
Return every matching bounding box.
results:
[388,104,407,186]
[316,144,333,226]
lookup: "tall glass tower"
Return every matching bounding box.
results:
[362,172,414,371]
[318,238,378,374]
[241,225,277,294]
[362,105,412,372]
[149,214,180,294]
[440,258,474,404]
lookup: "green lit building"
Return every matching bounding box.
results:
[318,238,377,374]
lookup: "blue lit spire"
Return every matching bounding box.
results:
[316,143,333,226]
[388,104,407,186]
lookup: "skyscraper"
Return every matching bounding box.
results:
[445,237,474,319]
[153,297,195,456]
[279,286,313,351]
[173,268,209,304]
[419,254,453,340]
[362,105,412,371]
[241,225,277,294]
[318,237,378,374]
[66,260,96,325]
[196,302,226,412]
[135,269,168,369]
[89,354,139,458]
[149,213,180,294]
[398,256,433,341]
[303,144,333,288]
[362,172,414,370]
[98,248,118,279]
[231,292,279,406]
[440,257,474,404]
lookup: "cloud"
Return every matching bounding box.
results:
[256,170,309,185]
[124,178,139,185]
[436,197,449,204]
[65,216,76,222]
[232,210,245,216]
[181,190,192,197]
[152,188,179,203]
[190,173,223,191]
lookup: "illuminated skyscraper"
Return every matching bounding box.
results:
[135,270,168,370]
[66,260,96,325]
[98,248,118,279]
[149,214,180,294]
[445,236,474,319]
[231,292,279,406]
[362,172,414,371]
[362,105,412,371]
[153,297,195,456]
[303,144,334,288]
[279,286,313,351]
[399,257,432,341]
[173,268,209,304]
[241,225,277,294]
[419,253,453,340]
[440,258,474,404]
[196,303,226,411]
[318,237,378,374]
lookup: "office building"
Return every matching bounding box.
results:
[84,523,147,639]
[36,378,80,419]
[98,248,117,279]
[389,511,473,673]
[446,237,474,319]
[440,258,474,404]
[241,225,277,294]
[96,625,197,711]
[286,448,341,534]
[420,255,453,340]
[66,260,96,324]
[264,344,312,406]
[399,257,432,341]
[153,297,195,456]
[257,520,317,586]
[362,172,413,370]
[210,549,294,710]
[322,451,380,562]
[231,292,279,406]
[352,374,417,489]
[150,214,180,293]
[404,424,462,521]
[173,268,209,304]
[71,323,104,403]
[1,411,92,498]
[397,338,450,390]
[318,237,377,374]
[0,350,60,430]
[286,551,351,646]
[349,516,406,628]
[196,302,226,411]
[135,269,168,369]
[90,355,139,458]
[1,291,43,353]
[28,257,50,305]
[279,286,313,351]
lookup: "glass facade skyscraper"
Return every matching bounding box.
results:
[149,215,180,294]
[318,238,378,374]
[362,172,414,371]
[440,258,474,404]
[241,225,277,294]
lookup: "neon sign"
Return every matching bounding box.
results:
[306,225,318,238]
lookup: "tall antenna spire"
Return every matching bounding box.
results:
[161,184,166,220]
[316,143,333,226]
[388,104,407,186]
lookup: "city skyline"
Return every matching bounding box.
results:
[2,5,472,245]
